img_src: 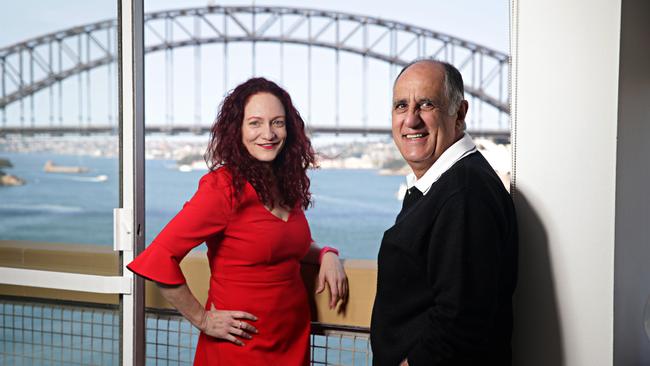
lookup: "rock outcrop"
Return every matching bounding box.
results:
[0,171,25,186]
[0,158,12,168]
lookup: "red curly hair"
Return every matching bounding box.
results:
[205,77,316,210]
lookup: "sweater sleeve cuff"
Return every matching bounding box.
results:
[406,341,436,366]
[126,244,187,285]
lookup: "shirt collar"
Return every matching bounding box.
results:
[405,133,477,195]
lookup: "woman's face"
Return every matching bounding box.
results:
[241,92,287,162]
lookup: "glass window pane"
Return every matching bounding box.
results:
[0,7,121,366]
[139,1,511,365]
[1,1,119,251]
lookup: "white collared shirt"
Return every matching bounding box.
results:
[405,133,478,195]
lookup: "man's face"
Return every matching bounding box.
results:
[391,62,466,178]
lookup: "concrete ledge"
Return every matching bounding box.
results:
[0,240,376,327]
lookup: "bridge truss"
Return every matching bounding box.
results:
[0,5,510,136]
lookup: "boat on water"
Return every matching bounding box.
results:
[69,174,108,182]
[178,160,208,172]
[43,160,89,174]
[396,183,407,201]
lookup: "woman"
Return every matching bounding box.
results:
[127,77,348,365]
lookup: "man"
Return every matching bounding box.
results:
[370,60,518,366]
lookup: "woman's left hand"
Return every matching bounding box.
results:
[316,252,348,310]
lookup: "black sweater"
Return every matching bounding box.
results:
[371,152,518,366]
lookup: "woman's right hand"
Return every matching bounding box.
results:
[199,303,258,346]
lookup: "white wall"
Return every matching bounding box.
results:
[614,0,650,364]
[510,1,622,365]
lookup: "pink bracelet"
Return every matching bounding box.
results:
[319,246,339,264]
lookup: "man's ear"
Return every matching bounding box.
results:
[456,100,469,129]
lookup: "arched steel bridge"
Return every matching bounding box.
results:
[0,5,510,137]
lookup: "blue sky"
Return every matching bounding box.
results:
[1,1,508,51]
[1,1,509,129]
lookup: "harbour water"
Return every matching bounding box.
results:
[0,151,389,365]
[0,152,405,260]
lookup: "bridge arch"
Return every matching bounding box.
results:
[0,5,509,130]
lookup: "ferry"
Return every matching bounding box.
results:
[43,160,89,174]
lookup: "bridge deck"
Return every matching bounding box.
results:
[0,125,510,140]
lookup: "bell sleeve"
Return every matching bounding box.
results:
[126,171,232,285]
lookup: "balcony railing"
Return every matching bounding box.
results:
[0,240,377,365]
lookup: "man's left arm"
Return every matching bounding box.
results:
[407,190,510,365]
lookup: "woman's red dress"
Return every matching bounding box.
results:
[127,167,311,365]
